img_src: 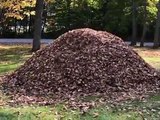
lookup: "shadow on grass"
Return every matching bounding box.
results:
[0,45,32,74]
[0,112,17,120]
[0,112,40,120]
[0,46,31,62]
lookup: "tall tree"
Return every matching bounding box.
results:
[153,0,160,48]
[66,0,71,29]
[131,0,137,46]
[100,0,109,29]
[32,0,44,52]
[140,0,147,47]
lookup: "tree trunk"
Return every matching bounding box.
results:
[153,1,160,48]
[140,0,147,47]
[42,3,47,34]
[101,1,108,29]
[14,18,17,35]
[66,0,71,29]
[28,14,32,33]
[32,0,44,52]
[130,0,137,46]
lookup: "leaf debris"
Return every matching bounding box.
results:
[1,28,160,107]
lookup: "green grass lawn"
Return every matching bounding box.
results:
[0,45,31,75]
[0,44,160,120]
[134,47,160,70]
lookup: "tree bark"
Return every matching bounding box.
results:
[42,3,47,35]
[140,0,147,47]
[130,0,137,46]
[32,0,44,52]
[153,1,160,48]
[28,12,32,33]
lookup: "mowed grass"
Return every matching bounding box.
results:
[0,44,160,120]
[0,105,143,120]
[0,45,32,75]
[134,47,160,70]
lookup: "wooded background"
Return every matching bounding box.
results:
[0,0,160,49]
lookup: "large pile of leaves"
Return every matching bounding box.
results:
[2,28,160,105]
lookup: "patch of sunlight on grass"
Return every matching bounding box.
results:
[0,44,32,74]
[143,57,160,69]
[134,47,160,70]
[22,54,32,59]
[0,63,23,75]
[143,57,160,62]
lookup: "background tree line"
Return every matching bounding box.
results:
[0,0,160,50]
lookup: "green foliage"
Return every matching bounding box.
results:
[0,0,159,39]
[45,0,159,38]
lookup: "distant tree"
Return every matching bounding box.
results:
[153,0,160,48]
[130,0,137,46]
[140,0,147,47]
[0,0,159,47]
[0,0,36,36]
[32,0,44,52]
[99,0,109,29]
[1,0,35,19]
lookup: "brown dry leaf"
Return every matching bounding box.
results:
[93,112,99,118]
